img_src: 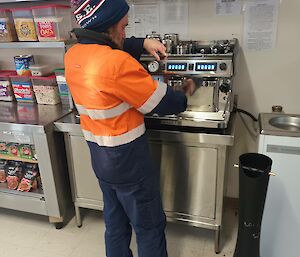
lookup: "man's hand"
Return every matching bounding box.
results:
[143,38,167,61]
[182,78,196,96]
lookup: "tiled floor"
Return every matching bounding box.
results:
[0,207,238,257]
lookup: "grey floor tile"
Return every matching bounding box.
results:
[0,207,238,257]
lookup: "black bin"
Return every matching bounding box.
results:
[234,153,272,257]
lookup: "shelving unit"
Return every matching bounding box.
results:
[0,0,51,3]
[0,154,38,163]
[0,102,72,228]
[0,40,76,49]
[0,0,73,229]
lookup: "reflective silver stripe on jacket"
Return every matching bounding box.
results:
[76,102,131,120]
[137,81,167,114]
[82,123,146,147]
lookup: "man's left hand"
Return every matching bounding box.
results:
[144,39,167,61]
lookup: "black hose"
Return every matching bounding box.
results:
[234,106,258,122]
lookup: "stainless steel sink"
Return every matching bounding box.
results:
[259,113,300,137]
[269,116,300,132]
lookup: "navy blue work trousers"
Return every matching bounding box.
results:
[88,135,167,257]
[99,178,167,257]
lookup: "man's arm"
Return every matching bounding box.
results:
[124,37,144,60]
[124,37,167,61]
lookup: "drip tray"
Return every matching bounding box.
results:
[179,111,226,121]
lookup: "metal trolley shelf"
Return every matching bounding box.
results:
[0,102,72,228]
[0,182,43,198]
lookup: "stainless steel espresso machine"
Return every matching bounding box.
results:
[141,34,239,253]
[141,35,238,129]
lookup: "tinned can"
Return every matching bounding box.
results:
[14,55,35,76]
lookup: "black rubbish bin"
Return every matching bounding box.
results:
[234,153,272,257]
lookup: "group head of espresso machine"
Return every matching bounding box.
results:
[141,33,239,129]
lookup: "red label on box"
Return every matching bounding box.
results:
[12,83,34,101]
[37,21,55,38]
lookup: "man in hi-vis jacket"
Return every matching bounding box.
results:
[65,1,195,257]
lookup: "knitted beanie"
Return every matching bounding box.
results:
[71,0,129,31]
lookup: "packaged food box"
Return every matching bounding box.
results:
[54,68,74,108]
[6,161,22,190]
[0,141,8,155]
[7,142,20,157]
[0,159,7,183]
[17,163,39,192]
[11,7,38,41]
[54,68,68,95]
[31,75,60,105]
[19,144,34,159]
[0,8,17,42]
[10,75,36,102]
[32,5,71,42]
[0,70,16,101]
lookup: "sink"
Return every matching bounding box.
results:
[269,116,300,132]
[259,113,300,137]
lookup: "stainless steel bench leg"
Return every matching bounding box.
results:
[75,205,82,227]
[215,227,221,254]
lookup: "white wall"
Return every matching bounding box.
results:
[1,0,299,198]
[186,0,300,198]
[188,0,300,115]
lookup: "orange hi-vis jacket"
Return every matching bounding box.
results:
[64,44,167,147]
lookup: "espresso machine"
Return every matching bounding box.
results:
[140,34,239,253]
[141,34,238,129]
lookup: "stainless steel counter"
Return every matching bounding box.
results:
[54,112,236,144]
[54,112,81,134]
[0,101,72,133]
[54,112,236,253]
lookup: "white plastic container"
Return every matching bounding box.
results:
[11,7,38,41]
[0,9,17,42]
[32,5,71,42]
[29,64,53,77]
[31,75,61,105]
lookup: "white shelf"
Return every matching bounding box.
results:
[0,154,38,163]
[0,0,47,3]
[0,188,47,216]
[0,182,44,198]
[0,40,75,49]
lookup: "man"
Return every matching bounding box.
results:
[65,1,195,257]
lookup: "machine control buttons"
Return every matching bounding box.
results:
[219,62,227,71]
[148,61,160,73]
[166,62,188,71]
[195,62,217,71]
[219,83,230,93]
